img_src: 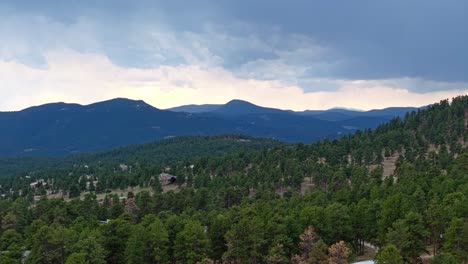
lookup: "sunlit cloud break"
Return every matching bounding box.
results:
[1,50,466,111]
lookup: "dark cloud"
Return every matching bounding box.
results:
[217,0,468,82]
[2,0,468,84]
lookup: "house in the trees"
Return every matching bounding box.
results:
[159,173,177,185]
[29,179,45,189]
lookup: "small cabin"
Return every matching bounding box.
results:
[159,173,177,185]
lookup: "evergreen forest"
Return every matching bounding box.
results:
[0,96,467,264]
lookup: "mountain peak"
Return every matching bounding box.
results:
[90,97,146,105]
[213,99,284,116]
[224,99,258,107]
[86,98,157,110]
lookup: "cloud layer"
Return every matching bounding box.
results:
[0,1,467,111]
[1,50,466,111]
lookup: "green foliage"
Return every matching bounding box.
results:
[443,217,468,262]
[207,212,231,261]
[124,225,146,264]
[28,224,75,264]
[100,219,131,264]
[386,212,429,263]
[308,239,329,264]
[72,231,107,264]
[375,244,403,264]
[0,229,23,262]
[65,253,86,264]
[224,210,265,263]
[430,254,459,264]
[174,219,210,264]
[0,96,466,262]
[147,218,170,263]
[0,229,22,251]
[267,243,288,264]
[0,254,21,264]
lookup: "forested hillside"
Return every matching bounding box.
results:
[0,135,280,178]
[0,96,467,263]
[0,98,416,156]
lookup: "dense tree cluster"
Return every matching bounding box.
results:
[0,96,467,263]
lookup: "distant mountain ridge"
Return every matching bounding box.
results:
[165,104,221,113]
[0,98,421,156]
[168,99,418,120]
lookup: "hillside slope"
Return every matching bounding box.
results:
[0,135,280,177]
[0,98,410,156]
[0,96,466,263]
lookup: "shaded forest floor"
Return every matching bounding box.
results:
[353,246,376,262]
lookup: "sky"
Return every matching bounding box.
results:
[1,0,467,111]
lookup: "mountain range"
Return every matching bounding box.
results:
[0,98,419,156]
[168,100,418,121]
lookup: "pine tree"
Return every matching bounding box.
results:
[375,244,403,264]
[299,226,316,256]
[267,244,288,264]
[328,241,350,264]
[292,226,317,263]
[443,217,468,262]
[386,212,429,263]
[73,231,107,264]
[125,225,146,264]
[309,239,329,264]
[174,220,210,264]
[147,218,170,263]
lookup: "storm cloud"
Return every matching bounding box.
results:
[1,0,467,110]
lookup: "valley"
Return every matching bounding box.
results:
[0,96,466,263]
[2,2,467,263]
